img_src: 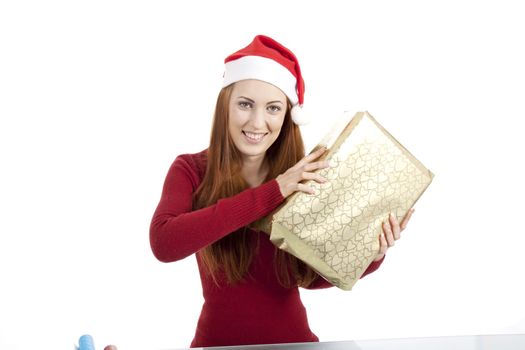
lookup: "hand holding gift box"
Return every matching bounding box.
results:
[261,111,434,290]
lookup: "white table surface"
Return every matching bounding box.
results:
[179,334,525,350]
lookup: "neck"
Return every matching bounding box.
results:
[241,155,268,188]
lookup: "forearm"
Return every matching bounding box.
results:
[303,255,385,290]
[361,255,385,278]
[150,179,284,262]
[303,275,334,289]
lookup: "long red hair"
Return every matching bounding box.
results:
[193,84,319,288]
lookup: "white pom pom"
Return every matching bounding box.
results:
[291,105,310,125]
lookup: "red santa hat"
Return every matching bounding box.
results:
[222,35,309,125]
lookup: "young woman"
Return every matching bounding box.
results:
[150,35,414,348]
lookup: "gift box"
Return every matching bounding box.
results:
[261,111,434,290]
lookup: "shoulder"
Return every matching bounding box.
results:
[168,149,208,186]
[174,149,207,173]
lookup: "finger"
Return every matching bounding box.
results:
[400,208,415,230]
[379,233,388,255]
[300,171,327,183]
[297,183,316,195]
[389,213,401,240]
[295,147,327,169]
[104,346,118,350]
[303,160,331,172]
[382,220,395,246]
[308,146,328,157]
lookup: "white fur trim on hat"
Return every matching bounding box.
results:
[291,104,309,125]
[223,56,299,105]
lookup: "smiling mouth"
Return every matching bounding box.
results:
[242,131,268,142]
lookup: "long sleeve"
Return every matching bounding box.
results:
[303,255,386,290]
[149,154,285,263]
[360,255,385,278]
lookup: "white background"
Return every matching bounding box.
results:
[1,1,524,349]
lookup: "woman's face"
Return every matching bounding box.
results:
[228,79,287,162]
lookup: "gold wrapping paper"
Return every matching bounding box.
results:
[261,111,434,290]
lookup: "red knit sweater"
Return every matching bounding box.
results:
[150,150,384,348]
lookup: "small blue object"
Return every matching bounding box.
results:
[79,334,95,350]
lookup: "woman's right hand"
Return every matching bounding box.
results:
[276,147,331,198]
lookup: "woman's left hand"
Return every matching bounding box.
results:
[373,208,415,262]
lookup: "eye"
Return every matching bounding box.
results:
[238,101,253,109]
[267,105,282,113]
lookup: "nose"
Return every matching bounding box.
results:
[250,107,267,129]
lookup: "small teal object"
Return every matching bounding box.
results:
[79,334,95,350]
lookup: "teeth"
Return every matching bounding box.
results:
[244,131,266,141]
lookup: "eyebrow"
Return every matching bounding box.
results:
[238,96,284,105]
